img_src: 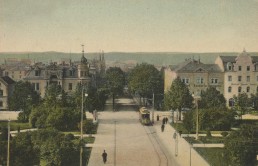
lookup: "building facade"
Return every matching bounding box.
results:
[0,76,15,110]
[164,50,258,107]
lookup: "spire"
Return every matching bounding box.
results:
[81,44,87,64]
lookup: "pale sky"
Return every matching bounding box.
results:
[1,0,258,53]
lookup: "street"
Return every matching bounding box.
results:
[87,97,179,166]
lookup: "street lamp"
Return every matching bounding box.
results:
[7,118,10,166]
[192,93,201,140]
[80,85,88,166]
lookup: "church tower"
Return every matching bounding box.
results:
[78,44,91,85]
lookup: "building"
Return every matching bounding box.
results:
[164,58,223,96]
[164,50,258,107]
[0,76,15,110]
[215,49,258,106]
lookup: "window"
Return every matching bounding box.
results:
[69,70,74,76]
[238,87,242,93]
[228,65,232,71]
[247,76,250,82]
[211,78,218,84]
[257,76,258,81]
[181,78,189,84]
[69,83,73,90]
[257,86,258,93]
[238,76,242,82]
[238,66,242,71]
[247,66,250,71]
[228,76,232,82]
[32,83,40,91]
[35,70,40,76]
[229,98,234,107]
[228,86,232,93]
[247,87,250,93]
[0,101,3,107]
[196,77,204,84]
[0,90,3,96]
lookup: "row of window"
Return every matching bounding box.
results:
[228,75,257,82]
[181,78,218,84]
[32,82,74,91]
[228,86,258,93]
[227,65,251,71]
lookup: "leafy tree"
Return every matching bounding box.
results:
[198,108,234,131]
[233,93,251,120]
[128,63,163,107]
[8,81,40,122]
[11,132,40,166]
[224,124,258,166]
[44,84,67,108]
[164,77,193,121]
[182,111,194,133]
[199,86,226,109]
[105,67,125,110]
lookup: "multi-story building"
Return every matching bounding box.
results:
[215,49,258,106]
[0,76,15,110]
[164,58,223,96]
[164,50,258,107]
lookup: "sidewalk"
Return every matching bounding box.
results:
[152,111,209,166]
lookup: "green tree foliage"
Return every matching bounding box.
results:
[224,124,258,166]
[198,108,235,131]
[164,77,193,120]
[105,67,125,110]
[8,81,40,122]
[128,63,163,107]
[182,110,194,133]
[199,86,226,109]
[44,84,67,108]
[233,93,251,120]
[11,132,40,166]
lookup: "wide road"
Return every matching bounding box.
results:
[88,97,178,166]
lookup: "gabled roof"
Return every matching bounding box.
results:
[171,59,222,72]
[0,76,15,85]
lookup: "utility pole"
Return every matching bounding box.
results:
[80,86,84,166]
[7,119,10,166]
[196,99,199,140]
[152,92,154,124]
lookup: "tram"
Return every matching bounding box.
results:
[139,107,151,125]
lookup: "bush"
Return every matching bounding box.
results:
[206,130,212,138]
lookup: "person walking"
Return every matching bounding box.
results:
[161,124,165,132]
[102,150,107,164]
[162,117,165,125]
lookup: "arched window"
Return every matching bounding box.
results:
[247,87,250,93]
[227,62,233,71]
[229,98,234,107]
[228,86,232,93]
[238,87,242,93]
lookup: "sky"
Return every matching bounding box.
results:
[0,0,258,53]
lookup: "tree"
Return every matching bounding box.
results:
[128,63,163,107]
[199,86,226,109]
[233,93,251,120]
[224,124,258,166]
[164,77,193,121]
[105,67,125,110]
[11,132,40,166]
[8,81,40,122]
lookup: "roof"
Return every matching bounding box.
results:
[171,59,222,72]
[0,76,15,85]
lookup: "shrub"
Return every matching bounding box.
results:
[221,131,228,137]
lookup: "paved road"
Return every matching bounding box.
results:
[88,98,178,166]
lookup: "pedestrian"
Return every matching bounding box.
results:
[157,115,160,121]
[165,117,168,124]
[161,124,165,132]
[102,150,107,164]
[162,117,165,125]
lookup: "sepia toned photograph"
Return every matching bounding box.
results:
[0,0,258,165]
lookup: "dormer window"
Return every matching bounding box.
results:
[227,62,233,71]
[238,66,242,71]
[35,70,40,76]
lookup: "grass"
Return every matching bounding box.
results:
[0,121,31,131]
[195,148,228,166]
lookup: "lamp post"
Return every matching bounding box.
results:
[152,92,154,124]
[190,141,192,166]
[192,94,200,140]
[7,118,10,166]
[80,85,88,166]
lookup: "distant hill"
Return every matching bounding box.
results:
[0,51,258,66]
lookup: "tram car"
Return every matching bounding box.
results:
[139,107,151,125]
